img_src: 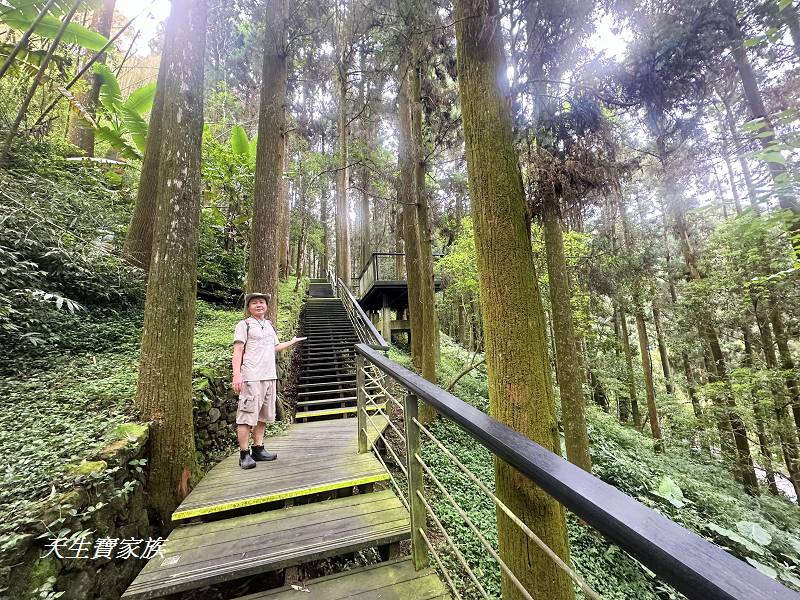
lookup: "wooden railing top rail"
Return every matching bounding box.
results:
[355,343,800,600]
[356,251,445,281]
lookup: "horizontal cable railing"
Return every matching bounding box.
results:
[354,343,800,600]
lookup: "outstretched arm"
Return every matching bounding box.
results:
[276,336,306,352]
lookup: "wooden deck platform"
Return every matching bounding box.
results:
[122,490,410,600]
[235,558,449,599]
[172,417,390,521]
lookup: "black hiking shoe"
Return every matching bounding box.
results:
[251,445,277,461]
[239,451,256,469]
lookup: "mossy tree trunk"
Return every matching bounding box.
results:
[619,307,640,425]
[67,0,116,156]
[454,1,575,598]
[320,134,330,275]
[397,37,439,423]
[123,50,168,272]
[542,200,591,471]
[278,134,291,280]
[335,60,352,288]
[248,0,288,324]
[134,0,206,524]
[652,305,673,394]
[620,201,663,451]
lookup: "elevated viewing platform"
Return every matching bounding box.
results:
[354,252,442,343]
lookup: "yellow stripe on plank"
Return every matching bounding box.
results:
[171,472,389,521]
[295,403,387,420]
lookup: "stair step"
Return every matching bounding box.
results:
[232,557,448,600]
[296,379,356,389]
[301,352,355,360]
[295,403,386,419]
[298,387,357,397]
[302,361,354,368]
[299,373,356,382]
[122,491,408,599]
[297,396,358,407]
[299,365,353,373]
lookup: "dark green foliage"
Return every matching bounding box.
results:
[0,139,142,370]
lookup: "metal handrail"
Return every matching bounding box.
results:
[337,277,388,350]
[354,343,800,600]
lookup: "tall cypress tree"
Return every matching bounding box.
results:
[454,0,575,597]
[134,0,207,523]
[248,0,289,324]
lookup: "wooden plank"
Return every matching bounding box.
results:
[234,558,449,600]
[173,418,389,521]
[295,403,386,420]
[123,491,410,600]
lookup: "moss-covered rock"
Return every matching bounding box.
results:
[67,459,108,477]
[8,548,61,599]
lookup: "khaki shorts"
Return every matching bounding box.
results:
[237,380,277,427]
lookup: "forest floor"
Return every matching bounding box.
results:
[389,336,800,599]
[0,277,306,537]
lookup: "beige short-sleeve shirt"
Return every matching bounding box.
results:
[234,318,278,381]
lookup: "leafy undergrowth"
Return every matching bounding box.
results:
[0,277,307,535]
[387,335,800,599]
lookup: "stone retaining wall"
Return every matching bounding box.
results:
[1,424,151,600]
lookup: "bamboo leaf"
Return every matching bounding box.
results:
[123,82,157,115]
[745,558,777,579]
[119,106,148,152]
[0,10,109,51]
[94,63,122,111]
[230,125,249,157]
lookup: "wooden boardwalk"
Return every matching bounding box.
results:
[123,491,410,598]
[172,417,390,521]
[123,285,447,599]
[238,558,449,599]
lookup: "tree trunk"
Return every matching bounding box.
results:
[721,0,800,253]
[652,305,673,394]
[320,136,330,275]
[454,2,575,598]
[783,2,800,59]
[542,201,591,471]
[619,308,640,426]
[335,63,352,288]
[717,118,743,215]
[123,49,169,272]
[248,0,288,325]
[743,325,780,495]
[67,0,116,156]
[719,94,760,213]
[278,135,291,280]
[768,305,800,432]
[134,0,206,523]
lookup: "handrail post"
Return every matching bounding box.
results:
[403,392,429,570]
[357,354,367,454]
